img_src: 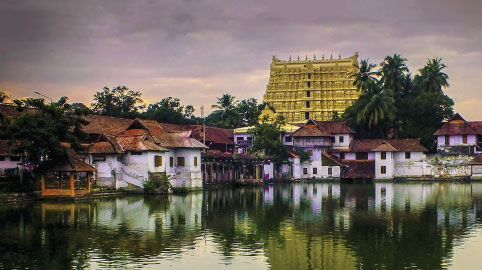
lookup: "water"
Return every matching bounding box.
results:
[1,182,482,270]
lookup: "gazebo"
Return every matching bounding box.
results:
[40,153,95,197]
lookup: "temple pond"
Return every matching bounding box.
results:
[1,182,482,269]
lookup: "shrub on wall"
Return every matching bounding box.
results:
[143,173,171,193]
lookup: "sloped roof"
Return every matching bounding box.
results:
[83,114,133,136]
[341,160,375,179]
[89,135,124,154]
[0,140,19,156]
[129,119,207,149]
[159,123,235,145]
[434,113,482,135]
[351,139,427,152]
[116,134,167,152]
[44,150,95,172]
[291,119,354,138]
[291,125,333,137]
[321,152,343,167]
[313,120,356,134]
[470,155,482,165]
[0,104,37,119]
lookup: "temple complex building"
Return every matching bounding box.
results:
[263,53,360,123]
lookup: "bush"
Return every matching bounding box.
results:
[143,173,171,193]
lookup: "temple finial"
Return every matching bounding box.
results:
[338,53,341,59]
[313,54,316,60]
[289,55,292,61]
[330,53,333,60]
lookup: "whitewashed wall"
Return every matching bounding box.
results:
[0,156,21,170]
[374,152,394,179]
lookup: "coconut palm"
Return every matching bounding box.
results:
[414,58,449,94]
[350,59,378,91]
[211,93,242,128]
[379,54,409,100]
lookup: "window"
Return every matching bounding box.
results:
[305,112,310,120]
[356,152,368,160]
[405,152,411,159]
[0,156,5,161]
[194,157,198,167]
[463,135,468,144]
[285,136,292,142]
[10,156,21,162]
[247,137,252,141]
[303,168,308,174]
[339,136,344,143]
[307,150,313,156]
[313,167,317,174]
[307,82,311,88]
[306,101,310,108]
[328,167,332,175]
[237,137,244,142]
[170,157,174,167]
[340,153,345,160]
[155,155,163,167]
[177,157,185,167]
[131,151,142,155]
[381,152,386,160]
[116,156,123,162]
[445,135,450,145]
[308,73,311,79]
[331,137,335,143]
[381,166,387,174]
[93,155,106,162]
[306,91,311,97]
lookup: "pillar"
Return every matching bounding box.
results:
[70,173,75,196]
[41,174,45,196]
[87,173,91,193]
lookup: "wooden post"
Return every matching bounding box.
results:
[222,164,225,182]
[255,164,259,179]
[87,173,91,193]
[41,174,45,196]
[70,173,75,196]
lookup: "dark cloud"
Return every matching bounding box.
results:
[1,0,481,118]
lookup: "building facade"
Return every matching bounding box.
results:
[263,53,360,123]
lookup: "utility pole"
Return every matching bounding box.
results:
[201,105,206,146]
[34,91,53,104]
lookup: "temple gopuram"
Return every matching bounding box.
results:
[263,53,360,123]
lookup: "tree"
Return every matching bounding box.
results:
[379,54,409,100]
[0,91,8,103]
[414,58,449,94]
[211,93,242,128]
[248,115,288,163]
[344,82,396,138]
[351,59,378,91]
[141,97,196,124]
[236,98,264,127]
[91,86,144,118]
[4,97,89,169]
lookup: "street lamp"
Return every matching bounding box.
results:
[34,91,53,104]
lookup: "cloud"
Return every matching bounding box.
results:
[1,0,482,119]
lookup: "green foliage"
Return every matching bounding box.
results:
[248,115,288,163]
[0,91,8,103]
[344,55,454,150]
[141,97,197,124]
[294,147,311,163]
[143,173,172,193]
[91,86,144,118]
[331,111,341,121]
[2,97,89,169]
[211,93,243,128]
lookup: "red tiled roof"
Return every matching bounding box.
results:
[470,155,482,165]
[0,140,19,156]
[291,125,333,137]
[115,135,167,152]
[313,120,356,134]
[159,123,235,145]
[83,114,133,136]
[341,160,375,179]
[0,104,37,119]
[44,150,95,172]
[322,152,343,167]
[434,113,482,135]
[351,139,427,152]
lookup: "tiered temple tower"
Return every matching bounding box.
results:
[263,53,360,123]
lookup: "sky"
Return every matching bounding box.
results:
[1,0,482,119]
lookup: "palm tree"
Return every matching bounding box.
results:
[211,93,242,128]
[414,58,449,94]
[350,59,378,91]
[379,54,409,100]
[351,83,396,138]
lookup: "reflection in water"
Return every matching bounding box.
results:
[1,183,482,269]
